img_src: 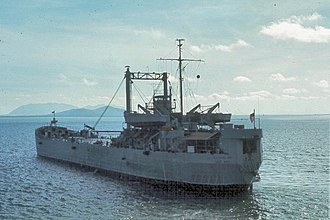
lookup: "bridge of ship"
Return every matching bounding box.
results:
[124,68,231,130]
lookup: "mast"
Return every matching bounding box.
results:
[125,66,132,114]
[158,39,203,117]
[177,39,184,116]
[125,66,132,129]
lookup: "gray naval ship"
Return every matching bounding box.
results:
[35,39,263,194]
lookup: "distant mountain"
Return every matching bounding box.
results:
[83,104,105,110]
[7,103,77,116]
[56,106,124,117]
[56,108,98,117]
[6,103,124,117]
[93,106,124,117]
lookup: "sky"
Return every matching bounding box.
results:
[0,0,329,115]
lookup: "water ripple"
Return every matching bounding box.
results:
[0,116,329,219]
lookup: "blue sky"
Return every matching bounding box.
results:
[1,0,329,114]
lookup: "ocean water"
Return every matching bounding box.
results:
[0,115,329,219]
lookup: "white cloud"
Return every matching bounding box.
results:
[195,90,278,102]
[249,90,275,99]
[234,90,277,101]
[133,28,165,38]
[260,12,330,43]
[314,80,329,88]
[209,93,231,101]
[187,92,231,103]
[270,73,296,82]
[185,89,324,108]
[58,73,74,86]
[299,96,321,100]
[281,94,321,100]
[191,39,250,53]
[59,73,67,80]
[190,45,202,53]
[281,94,297,100]
[214,39,250,52]
[233,76,251,82]
[82,78,97,86]
[304,13,322,21]
[19,94,31,98]
[283,88,301,94]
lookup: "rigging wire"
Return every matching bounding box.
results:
[183,61,204,110]
[93,76,126,129]
[132,83,147,104]
[156,41,204,113]
[154,80,162,94]
[173,66,180,111]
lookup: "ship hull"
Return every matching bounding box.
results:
[36,136,257,191]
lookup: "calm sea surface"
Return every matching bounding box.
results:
[0,115,329,219]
